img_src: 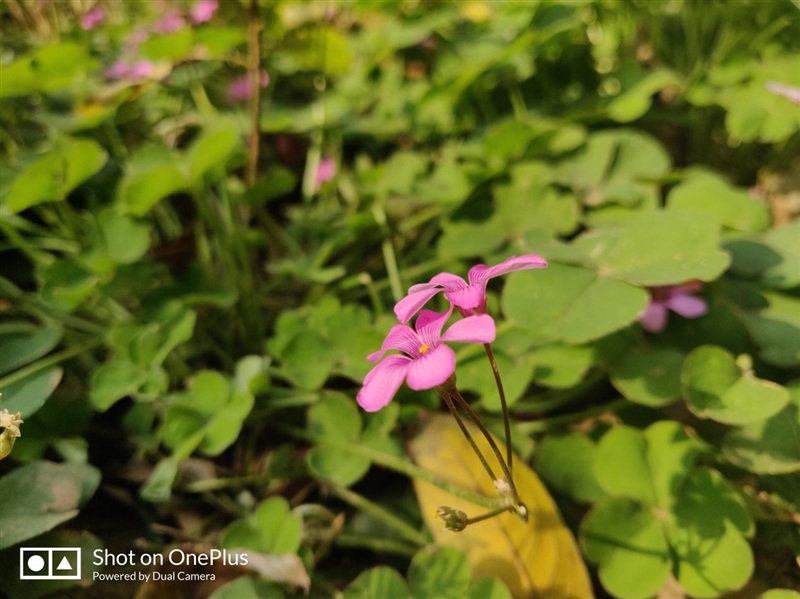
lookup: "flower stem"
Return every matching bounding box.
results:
[327,482,427,547]
[465,505,513,527]
[451,388,521,507]
[437,389,498,483]
[483,342,513,477]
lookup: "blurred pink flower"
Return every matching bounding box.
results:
[107,60,154,82]
[81,7,104,30]
[357,307,496,412]
[126,29,150,50]
[152,10,185,34]
[226,70,270,104]
[394,255,548,323]
[315,157,336,190]
[639,282,708,333]
[766,81,800,106]
[191,0,218,24]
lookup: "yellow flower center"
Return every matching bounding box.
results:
[419,344,430,354]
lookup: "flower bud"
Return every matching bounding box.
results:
[436,506,467,532]
[0,409,23,461]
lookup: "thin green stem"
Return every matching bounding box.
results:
[465,505,512,527]
[276,424,502,510]
[483,343,512,477]
[0,339,101,388]
[451,388,520,506]
[514,398,628,434]
[437,389,497,483]
[372,204,403,302]
[327,483,427,547]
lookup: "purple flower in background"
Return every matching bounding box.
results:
[107,60,154,82]
[191,0,219,24]
[766,81,800,106]
[394,255,548,323]
[357,307,496,412]
[81,7,104,30]
[152,10,185,34]
[226,70,270,104]
[315,157,336,190]
[639,281,708,333]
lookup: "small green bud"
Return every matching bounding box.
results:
[436,506,468,532]
[0,409,24,461]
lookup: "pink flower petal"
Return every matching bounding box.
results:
[394,287,443,324]
[416,307,452,347]
[315,157,336,190]
[442,314,496,344]
[406,345,456,390]
[367,325,421,363]
[444,283,486,312]
[666,293,708,319]
[191,0,218,24]
[81,7,104,30]
[428,272,468,291]
[468,254,548,284]
[358,355,411,412]
[639,302,669,333]
[766,81,800,106]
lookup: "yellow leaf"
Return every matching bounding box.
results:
[410,414,594,599]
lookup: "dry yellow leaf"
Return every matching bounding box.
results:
[410,414,594,599]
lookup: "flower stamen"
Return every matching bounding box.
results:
[419,344,430,354]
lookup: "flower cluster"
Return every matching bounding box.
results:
[357,255,547,412]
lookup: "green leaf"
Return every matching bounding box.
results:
[85,210,150,270]
[187,123,239,182]
[723,380,800,474]
[608,69,681,123]
[502,263,648,344]
[1,367,63,419]
[581,498,670,599]
[682,345,789,424]
[306,393,370,486]
[0,461,100,549]
[0,325,62,377]
[343,567,411,599]
[220,497,302,555]
[89,361,149,411]
[5,139,107,214]
[530,344,595,389]
[594,426,657,505]
[118,146,188,216]
[644,421,697,511]
[455,350,533,410]
[610,346,684,407]
[140,29,193,61]
[727,220,800,289]
[536,434,606,503]
[407,546,470,599]
[581,211,730,286]
[759,592,800,599]
[140,457,178,503]
[667,468,754,597]
[38,260,99,312]
[208,577,283,599]
[467,578,512,599]
[668,169,770,233]
[280,330,335,390]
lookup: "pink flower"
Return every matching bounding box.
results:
[226,70,270,104]
[81,7,104,30]
[394,255,548,323]
[106,60,154,82]
[766,81,800,106]
[315,157,336,190]
[191,0,218,24]
[639,282,708,333]
[358,307,496,412]
[152,10,185,34]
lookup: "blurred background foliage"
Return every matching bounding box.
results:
[1,0,799,598]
